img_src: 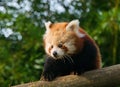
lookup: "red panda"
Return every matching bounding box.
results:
[42,20,102,81]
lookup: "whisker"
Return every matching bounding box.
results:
[64,55,74,65]
[67,55,74,65]
[62,56,66,63]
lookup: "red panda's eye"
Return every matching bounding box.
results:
[58,43,63,48]
[51,45,53,48]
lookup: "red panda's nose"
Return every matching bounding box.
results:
[53,51,57,57]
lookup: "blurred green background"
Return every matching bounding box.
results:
[0,0,120,86]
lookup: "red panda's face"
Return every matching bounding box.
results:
[43,20,85,59]
[44,29,77,59]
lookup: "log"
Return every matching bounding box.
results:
[12,64,120,87]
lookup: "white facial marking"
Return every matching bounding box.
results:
[64,41,76,54]
[51,46,65,58]
[45,42,51,55]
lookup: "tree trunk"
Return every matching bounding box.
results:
[12,64,120,87]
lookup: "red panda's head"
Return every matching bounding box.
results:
[43,20,85,59]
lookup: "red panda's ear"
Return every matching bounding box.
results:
[66,20,85,38]
[66,20,79,31]
[44,21,52,33]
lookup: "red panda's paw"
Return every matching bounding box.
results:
[43,71,56,81]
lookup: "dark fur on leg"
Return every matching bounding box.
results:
[43,56,74,81]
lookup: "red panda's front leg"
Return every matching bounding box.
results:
[42,56,74,81]
[42,57,59,81]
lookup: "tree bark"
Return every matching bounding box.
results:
[12,64,120,87]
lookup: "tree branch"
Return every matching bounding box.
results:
[12,64,120,87]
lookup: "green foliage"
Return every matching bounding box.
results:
[0,0,120,86]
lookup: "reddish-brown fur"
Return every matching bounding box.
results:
[78,28,101,68]
[42,21,102,81]
[44,22,101,68]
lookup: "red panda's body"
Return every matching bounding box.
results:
[42,20,101,81]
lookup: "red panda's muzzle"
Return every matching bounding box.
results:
[50,46,66,59]
[53,51,58,58]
